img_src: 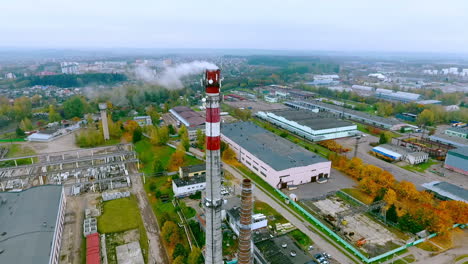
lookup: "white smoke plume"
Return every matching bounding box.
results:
[135,60,218,89]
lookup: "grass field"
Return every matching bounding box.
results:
[135,139,201,174]
[289,229,314,249]
[254,200,287,225]
[0,144,37,167]
[97,195,149,262]
[401,159,437,173]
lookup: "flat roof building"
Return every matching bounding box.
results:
[422,181,468,202]
[444,147,468,175]
[221,122,331,189]
[179,163,206,178]
[257,109,358,142]
[286,100,409,131]
[172,175,206,197]
[445,127,468,139]
[0,185,66,264]
[169,106,205,127]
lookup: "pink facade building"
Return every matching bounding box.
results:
[222,122,331,189]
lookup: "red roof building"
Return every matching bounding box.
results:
[86,233,101,264]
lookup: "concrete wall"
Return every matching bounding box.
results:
[222,135,331,189]
[49,188,66,264]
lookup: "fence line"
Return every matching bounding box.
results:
[275,189,464,263]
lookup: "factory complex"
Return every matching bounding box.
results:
[256,109,358,141]
[222,122,331,189]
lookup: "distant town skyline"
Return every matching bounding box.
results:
[1,0,468,53]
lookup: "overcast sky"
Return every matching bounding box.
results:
[1,0,467,53]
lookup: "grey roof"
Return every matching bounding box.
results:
[446,126,468,135]
[0,185,63,264]
[180,163,206,174]
[429,135,468,147]
[222,122,328,171]
[286,100,405,127]
[422,181,468,202]
[170,106,205,127]
[448,146,468,158]
[173,175,206,187]
[270,109,355,130]
[408,152,428,158]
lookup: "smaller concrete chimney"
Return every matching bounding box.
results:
[98,103,110,141]
[238,179,253,264]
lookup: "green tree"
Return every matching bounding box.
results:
[133,126,143,143]
[179,125,190,151]
[196,129,205,149]
[416,109,435,126]
[168,124,176,135]
[159,126,169,144]
[19,118,33,131]
[13,97,32,121]
[187,247,203,264]
[173,256,185,264]
[172,243,188,260]
[48,105,61,122]
[376,102,393,117]
[62,96,90,119]
[153,159,164,173]
[146,105,161,125]
[386,204,399,223]
[379,132,392,144]
[15,126,25,136]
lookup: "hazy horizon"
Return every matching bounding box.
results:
[2,0,468,54]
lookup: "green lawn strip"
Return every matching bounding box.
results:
[80,236,86,264]
[231,164,362,264]
[97,195,149,262]
[401,159,437,173]
[416,241,439,252]
[254,200,287,225]
[403,254,416,263]
[455,255,468,262]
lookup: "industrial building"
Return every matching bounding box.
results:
[172,175,206,197]
[429,134,468,148]
[371,144,429,164]
[169,106,205,127]
[0,185,66,264]
[285,100,409,131]
[445,127,468,139]
[224,197,267,236]
[179,163,206,178]
[222,122,331,189]
[133,116,152,126]
[444,147,468,175]
[422,181,468,202]
[375,89,421,102]
[256,109,358,141]
[86,233,101,264]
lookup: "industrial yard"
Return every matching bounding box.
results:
[302,195,406,257]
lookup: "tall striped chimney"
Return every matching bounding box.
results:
[238,179,253,264]
[204,69,223,264]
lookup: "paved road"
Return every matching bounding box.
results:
[223,163,358,264]
[131,168,169,264]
